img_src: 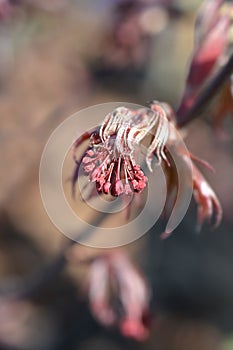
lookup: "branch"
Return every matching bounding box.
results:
[0,240,74,299]
[0,209,112,299]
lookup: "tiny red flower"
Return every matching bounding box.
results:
[72,101,222,235]
[72,105,170,200]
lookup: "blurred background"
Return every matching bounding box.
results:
[1,0,233,349]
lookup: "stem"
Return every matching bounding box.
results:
[0,210,111,299]
[177,54,233,127]
[0,239,74,299]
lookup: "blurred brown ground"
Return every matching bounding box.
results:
[0,1,233,350]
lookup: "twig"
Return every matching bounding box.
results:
[0,239,74,299]
[0,209,112,299]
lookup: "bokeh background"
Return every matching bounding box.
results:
[1,0,233,349]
